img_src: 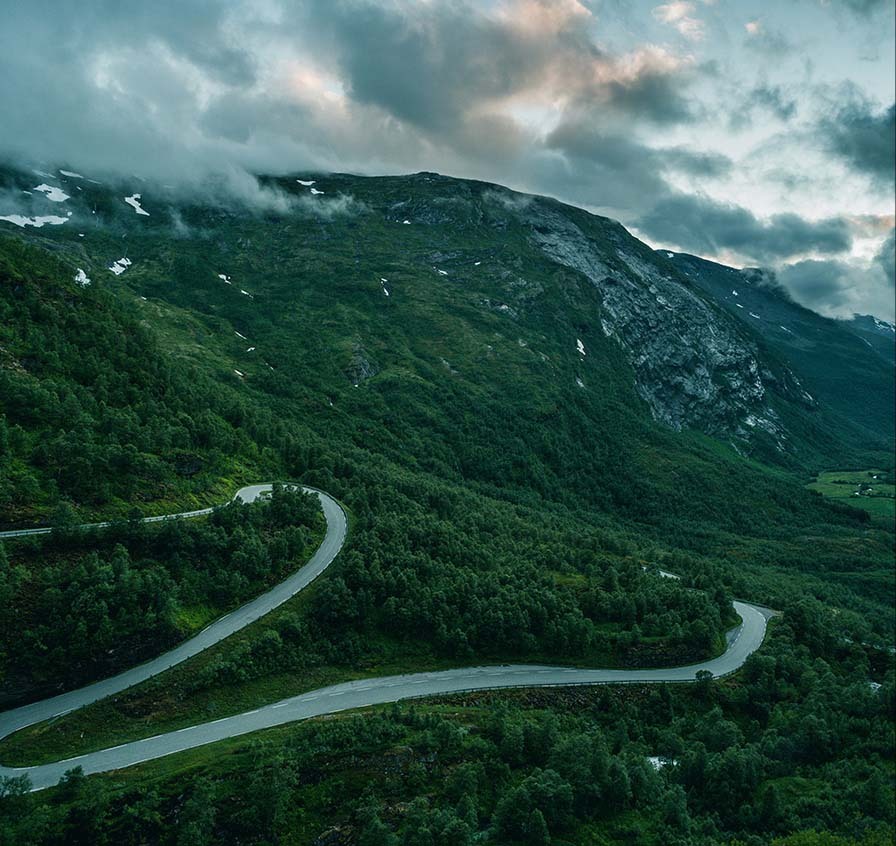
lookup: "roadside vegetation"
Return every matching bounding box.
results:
[1,614,892,845]
[0,485,323,707]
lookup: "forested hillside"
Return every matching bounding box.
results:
[0,166,892,845]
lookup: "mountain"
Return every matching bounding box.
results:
[844,313,896,365]
[0,164,893,845]
[660,250,895,448]
[2,165,890,476]
[1,161,892,532]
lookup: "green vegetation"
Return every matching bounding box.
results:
[1,612,892,845]
[0,237,269,526]
[807,470,895,523]
[0,485,323,706]
[0,482,738,765]
[0,166,893,844]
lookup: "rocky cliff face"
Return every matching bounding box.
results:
[515,197,813,447]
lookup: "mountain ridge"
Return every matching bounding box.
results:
[0,163,892,475]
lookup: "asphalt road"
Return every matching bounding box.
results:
[0,485,773,791]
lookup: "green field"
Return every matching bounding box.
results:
[807,469,896,521]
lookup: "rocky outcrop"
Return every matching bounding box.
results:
[345,342,379,386]
[520,200,808,446]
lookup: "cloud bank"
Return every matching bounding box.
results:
[0,0,892,319]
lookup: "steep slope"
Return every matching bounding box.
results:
[0,238,271,525]
[516,197,812,447]
[845,313,896,365]
[0,166,859,461]
[665,250,895,449]
[0,165,889,530]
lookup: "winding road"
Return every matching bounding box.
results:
[0,484,773,791]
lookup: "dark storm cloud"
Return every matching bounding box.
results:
[637,194,853,262]
[0,0,700,181]
[820,89,896,183]
[776,248,895,319]
[0,1,256,182]
[600,64,698,125]
[660,147,733,178]
[777,260,853,308]
[545,120,730,187]
[749,85,798,121]
[297,1,544,133]
[296,0,699,134]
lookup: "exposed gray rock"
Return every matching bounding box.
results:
[345,342,379,386]
[522,201,808,446]
[479,297,518,319]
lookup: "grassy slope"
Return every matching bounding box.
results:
[807,469,895,522]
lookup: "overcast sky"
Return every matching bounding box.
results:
[1,0,893,319]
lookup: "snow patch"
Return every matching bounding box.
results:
[474,261,481,266]
[108,257,132,275]
[309,188,324,195]
[0,214,68,228]
[576,338,586,357]
[74,268,90,287]
[731,290,738,296]
[437,269,448,276]
[234,331,247,340]
[124,194,150,216]
[380,278,390,297]
[780,325,793,334]
[218,273,233,284]
[296,179,316,186]
[33,184,70,202]
[59,170,84,178]
[402,219,411,224]
[576,377,585,388]
[240,289,254,298]
[233,369,245,378]
[749,312,761,319]
[246,346,256,352]
[735,303,744,309]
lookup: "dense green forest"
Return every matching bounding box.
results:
[0,614,892,845]
[0,166,892,844]
[0,485,323,705]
